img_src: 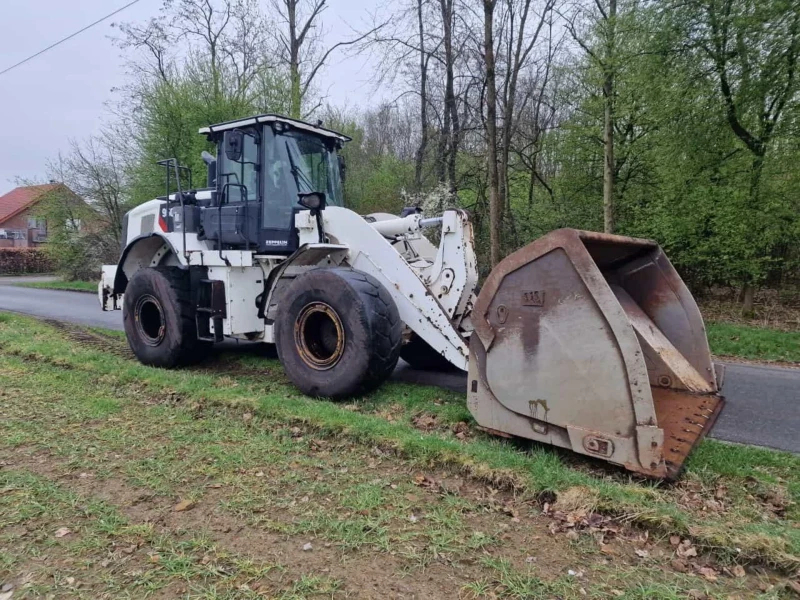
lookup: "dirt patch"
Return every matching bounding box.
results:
[3,448,490,598]
[41,318,283,380]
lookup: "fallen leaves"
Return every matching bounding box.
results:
[452,421,470,439]
[676,539,698,558]
[696,566,719,582]
[543,502,620,547]
[412,474,437,488]
[173,499,196,512]
[54,527,72,538]
[412,413,439,431]
[671,559,689,573]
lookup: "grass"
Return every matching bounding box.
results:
[0,470,288,598]
[15,279,97,293]
[707,321,800,364]
[0,311,799,597]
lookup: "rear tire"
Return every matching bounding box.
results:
[400,333,456,371]
[275,268,402,399]
[123,267,210,368]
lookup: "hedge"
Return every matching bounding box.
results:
[0,248,55,275]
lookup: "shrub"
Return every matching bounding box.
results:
[0,248,55,275]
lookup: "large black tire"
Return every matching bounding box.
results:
[275,268,402,399]
[123,267,211,368]
[400,333,456,371]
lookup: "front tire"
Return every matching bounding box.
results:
[275,268,402,399]
[123,267,210,368]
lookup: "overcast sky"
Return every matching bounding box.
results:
[0,0,384,195]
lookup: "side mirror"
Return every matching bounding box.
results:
[201,150,217,187]
[223,130,244,162]
[298,192,327,212]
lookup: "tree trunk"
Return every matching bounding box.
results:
[749,151,765,207]
[414,0,429,190]
[440,0,457,193]
[484,0,501,267]
[739,151,765,315]
[287,0,302,118]
[602,0,616,234]
[741,283,755,318]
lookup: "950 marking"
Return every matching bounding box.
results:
[522,290,545,307]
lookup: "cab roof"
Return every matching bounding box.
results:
[199,114,351,143]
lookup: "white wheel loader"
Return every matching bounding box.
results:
[99,114,724,479]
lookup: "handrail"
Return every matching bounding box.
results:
[157,158,189,261]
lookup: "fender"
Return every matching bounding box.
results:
[113,234,182,294]
[259,242,350,321]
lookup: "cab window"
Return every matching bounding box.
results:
[218,131,259,203]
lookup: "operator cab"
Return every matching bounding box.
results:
[196,114,349,254]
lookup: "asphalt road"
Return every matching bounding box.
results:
[1,280,798,454]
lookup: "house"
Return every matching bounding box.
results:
[0,183,72,248]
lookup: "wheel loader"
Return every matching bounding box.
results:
[99,114,724,479]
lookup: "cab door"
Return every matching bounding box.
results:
[202,127,261,249]
[259,125,300,253]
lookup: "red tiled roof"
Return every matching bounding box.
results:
[0,184,61,225]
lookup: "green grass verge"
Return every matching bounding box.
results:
[15,279,97,293]
[0,311,798,575]
[707,321,800,364]
[3,360,775,599]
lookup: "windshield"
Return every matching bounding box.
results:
[280,130,344,207]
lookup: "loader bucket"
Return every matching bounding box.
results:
[468,229,724,479]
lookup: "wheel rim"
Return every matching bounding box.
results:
[135,294,166,346]
[294,302,345,370]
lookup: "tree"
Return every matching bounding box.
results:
[484,0,502,266]
[562,0,620,233]
[414,0,431,189]
[33,136,128,279]
[601,0,616,234]
[671,0,800,313]
[114,0,291,203]
[272,0,384,118]
[437,0,461,191]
